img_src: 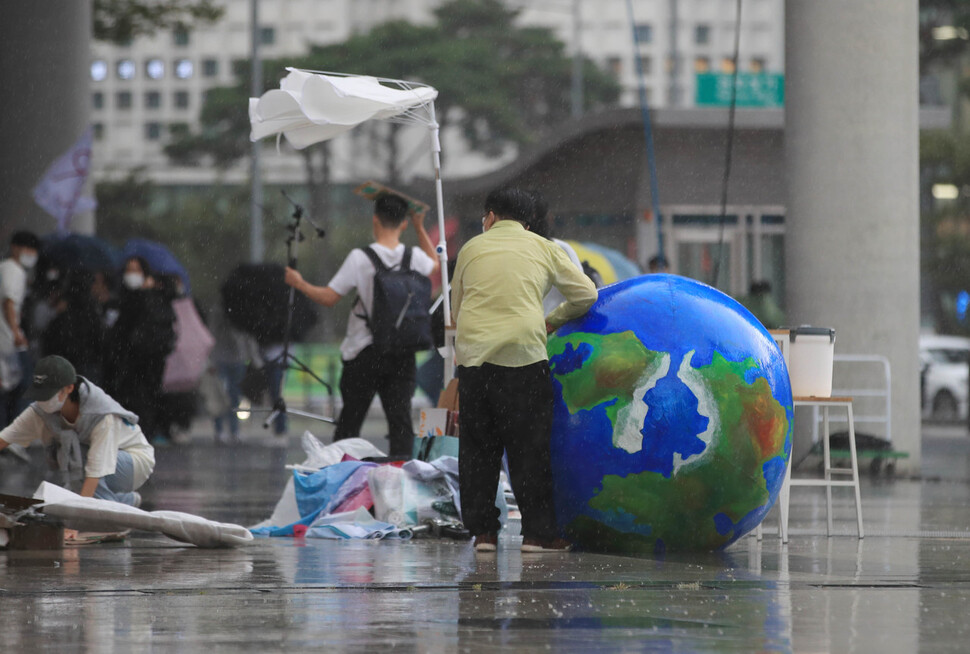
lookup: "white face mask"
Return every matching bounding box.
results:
[36,392,66,414]
[123,272,145,290]
[19,252,37,269]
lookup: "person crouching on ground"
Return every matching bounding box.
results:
[0,355,155,507]
[451,187,598,553]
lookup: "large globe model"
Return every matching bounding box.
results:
[547,274,792,553]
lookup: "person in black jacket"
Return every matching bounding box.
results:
[42,270,106,385]
[103,256,176,445]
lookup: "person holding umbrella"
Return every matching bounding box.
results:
[0,355,155,507]
[103,256,176,445]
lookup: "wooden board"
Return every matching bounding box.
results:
[64,530,131,547]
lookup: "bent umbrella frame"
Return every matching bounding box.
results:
[249,67,454,382]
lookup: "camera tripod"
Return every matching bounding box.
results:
[263,190,335,430]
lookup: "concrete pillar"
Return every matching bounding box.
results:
[785,1,921,468]
[0,1,93,240]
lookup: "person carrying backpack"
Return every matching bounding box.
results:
[284,193,439,457]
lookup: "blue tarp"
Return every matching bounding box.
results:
[251,461,374,537]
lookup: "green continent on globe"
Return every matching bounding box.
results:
[548,330,668,453]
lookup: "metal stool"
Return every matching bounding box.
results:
[778,396,864,543]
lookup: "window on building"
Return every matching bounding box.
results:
[92,92,104,110]
[93,123,104,141]
[638,56,652,74]
[116,91,133,109]
[607,56,622,77]
[145,91,162,109]
[232,59,248,77]
[260,26,275,45]
[116,59,136,80]
[750,57,766,73]
[173,26,190,46]
[145,58,165,80]
[174,58,194,79]
[90,60,107,82]
[169,122,190,138]
[694,56,711,73]
[202,58,219,77]
[721,57,736,74]
[174,91,190,109]
[695,24,711,45]
[634,23,652,44]
[145,122,163,141]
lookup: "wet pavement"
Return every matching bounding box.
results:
[3,416,970,652]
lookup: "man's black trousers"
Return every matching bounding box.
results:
[334,346,415,457]
[457,361,558,541]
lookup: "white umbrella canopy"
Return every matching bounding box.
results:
[249,68,455,381]
[249,68,439,149]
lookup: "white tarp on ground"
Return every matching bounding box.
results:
[34,482,253,548]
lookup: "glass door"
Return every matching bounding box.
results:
[670,228,742,296]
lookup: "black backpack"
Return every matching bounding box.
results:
[355,246,433,355]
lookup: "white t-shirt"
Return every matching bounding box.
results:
[542,239,585,316]
[0,258,27,355]
[0,411,155,489]
[328,243,436,361]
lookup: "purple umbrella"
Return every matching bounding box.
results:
[122,238,190,294]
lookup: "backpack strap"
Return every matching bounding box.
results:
[353,247,384,325]
[353,246,399,327]
[359,246,387,272]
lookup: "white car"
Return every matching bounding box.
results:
[920,334,970,422]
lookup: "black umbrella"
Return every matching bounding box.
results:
[41,233,121,273]
[220,263,318,345]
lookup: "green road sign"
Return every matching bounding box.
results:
[695,72,784,107]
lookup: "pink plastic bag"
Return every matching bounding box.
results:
[162,298,215,393]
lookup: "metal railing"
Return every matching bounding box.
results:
[808,354,892,443]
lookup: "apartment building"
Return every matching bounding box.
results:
[88,0,783,184]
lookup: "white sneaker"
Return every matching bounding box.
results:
[474,533,497,552]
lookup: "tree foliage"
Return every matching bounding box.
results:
[919,2,970,330]
[94,0,223,44]
[920,0,970,73]
[94,172,380,326]
[165,0,620,171]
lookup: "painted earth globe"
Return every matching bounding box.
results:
[547,274,793,553]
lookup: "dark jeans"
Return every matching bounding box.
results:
[334,346,416,457]
[214,362,246,438]
[265,357,287,435]
[457,361,557,541]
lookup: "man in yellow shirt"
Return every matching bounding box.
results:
[451,187,598,552]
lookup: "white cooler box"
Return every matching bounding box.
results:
[788,326,836,397]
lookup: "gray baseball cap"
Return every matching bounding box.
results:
[24,356,77,402]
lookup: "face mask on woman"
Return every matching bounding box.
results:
[123,272,145,290]
[18,252,37,269]
[36,391,67,414]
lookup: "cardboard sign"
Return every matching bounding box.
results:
[353,180,431,217]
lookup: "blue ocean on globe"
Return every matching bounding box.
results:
[546,274,793,553]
